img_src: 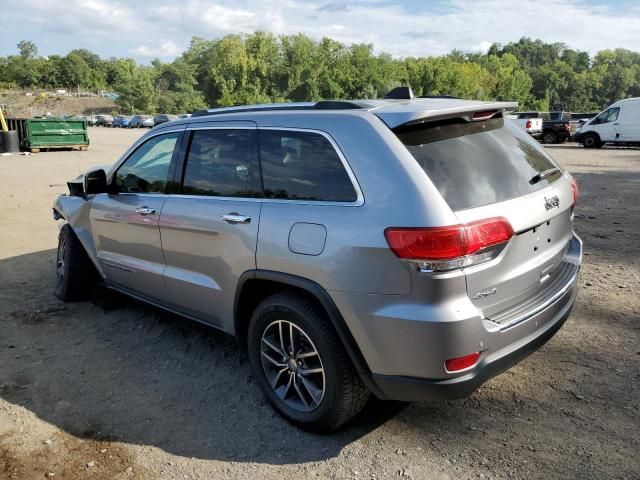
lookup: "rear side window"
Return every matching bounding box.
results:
[259,130,357,202]
[395,117,561,211]
[182,129,261,197]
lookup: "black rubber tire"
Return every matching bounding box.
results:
[248,291,370,432]
[542,131,557,144]
[55,224,96,301]
[583,134,602,149]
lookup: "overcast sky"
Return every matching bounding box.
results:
[1,0,639,61]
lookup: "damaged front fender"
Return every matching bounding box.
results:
[53,194,105,279]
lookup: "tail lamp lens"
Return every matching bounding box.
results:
[525,120,532,129]
[571,177,579,205]
[385,217,513,260]
[445,352,481,372]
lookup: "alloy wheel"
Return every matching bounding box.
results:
[56,234,66,290]
[260,320,325,412]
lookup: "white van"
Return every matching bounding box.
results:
[574,97,640,148]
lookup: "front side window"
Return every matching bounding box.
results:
[181,129,260,197]
[115,132,179,193]
[259,130,357,202]
[593,107,620,124]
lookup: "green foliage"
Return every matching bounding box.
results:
[17,40,38,60]
[3,36,640,114]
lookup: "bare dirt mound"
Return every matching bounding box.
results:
[0,92,117,117]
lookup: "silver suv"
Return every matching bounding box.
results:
[53,91,582,431]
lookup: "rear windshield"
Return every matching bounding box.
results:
[395,117,562,211]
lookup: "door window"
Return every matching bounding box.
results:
[115,132,179,193]
[181,129,261,197]
[593,107,620,124]
[259,130,357,202]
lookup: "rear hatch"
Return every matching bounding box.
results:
[392,111,576,327]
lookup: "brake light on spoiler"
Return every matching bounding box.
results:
[385,217,514,272]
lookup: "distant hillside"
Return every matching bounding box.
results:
[0,92,117,117]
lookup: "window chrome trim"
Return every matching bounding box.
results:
[176,125,365,206]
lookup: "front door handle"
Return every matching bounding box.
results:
[135,206,156,216]
[221,213,251,224]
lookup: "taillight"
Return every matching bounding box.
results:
[384,217,513,272]
[525,120,532,129]
[571,177,579,205]
[564,122,571,131]
[445,352,480,372]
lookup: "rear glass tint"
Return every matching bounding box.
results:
[395,117,561,210]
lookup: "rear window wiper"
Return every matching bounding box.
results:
[530,167,561,185]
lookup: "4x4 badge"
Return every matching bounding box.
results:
[544,195,560,210]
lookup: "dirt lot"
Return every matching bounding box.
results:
[0,128,638,480]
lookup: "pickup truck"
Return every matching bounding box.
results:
[512,111,574,144]
[506,114,543,138]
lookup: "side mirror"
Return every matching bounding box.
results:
[84,169,108,196]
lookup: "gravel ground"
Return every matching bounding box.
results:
[0,128,638,480]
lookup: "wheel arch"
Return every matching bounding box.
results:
[581,131,602,148]
[234,270,371,377]
[582,130,601,141]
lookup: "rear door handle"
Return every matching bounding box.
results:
[221,213,251,224]
[135,206,156,216]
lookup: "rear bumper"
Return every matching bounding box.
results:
[365,292,575,401]
[528,130,543,139]
[340,233,582,402]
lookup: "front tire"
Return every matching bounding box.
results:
[583,133,602,148]
[55,224,96,301]
[248,292,370,432]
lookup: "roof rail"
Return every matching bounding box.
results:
[191,103,315,117]
[419,95,462,99]
[313,100,364,109]
[190,100,371,118]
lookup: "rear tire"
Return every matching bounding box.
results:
[55,224,96,301]
[583,134,601,148]
[248,291,370,432]
[542,131,557,144]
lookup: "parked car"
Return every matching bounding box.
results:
[514,111,573,144]
[113,115,132,128]
[129,115,154,128]
[573,98,640,148]
[178,113,192,119]
[506,114,543,138]
[153,114,178,126]
[71,114,97,126]
[53,93,582,431]
[95,115,114,127]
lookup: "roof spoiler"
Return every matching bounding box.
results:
[378,101,519,129]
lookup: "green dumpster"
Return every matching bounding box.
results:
[6,117,89,152]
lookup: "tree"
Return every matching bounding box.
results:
[17,40,38,60]
[3,35,640,113]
